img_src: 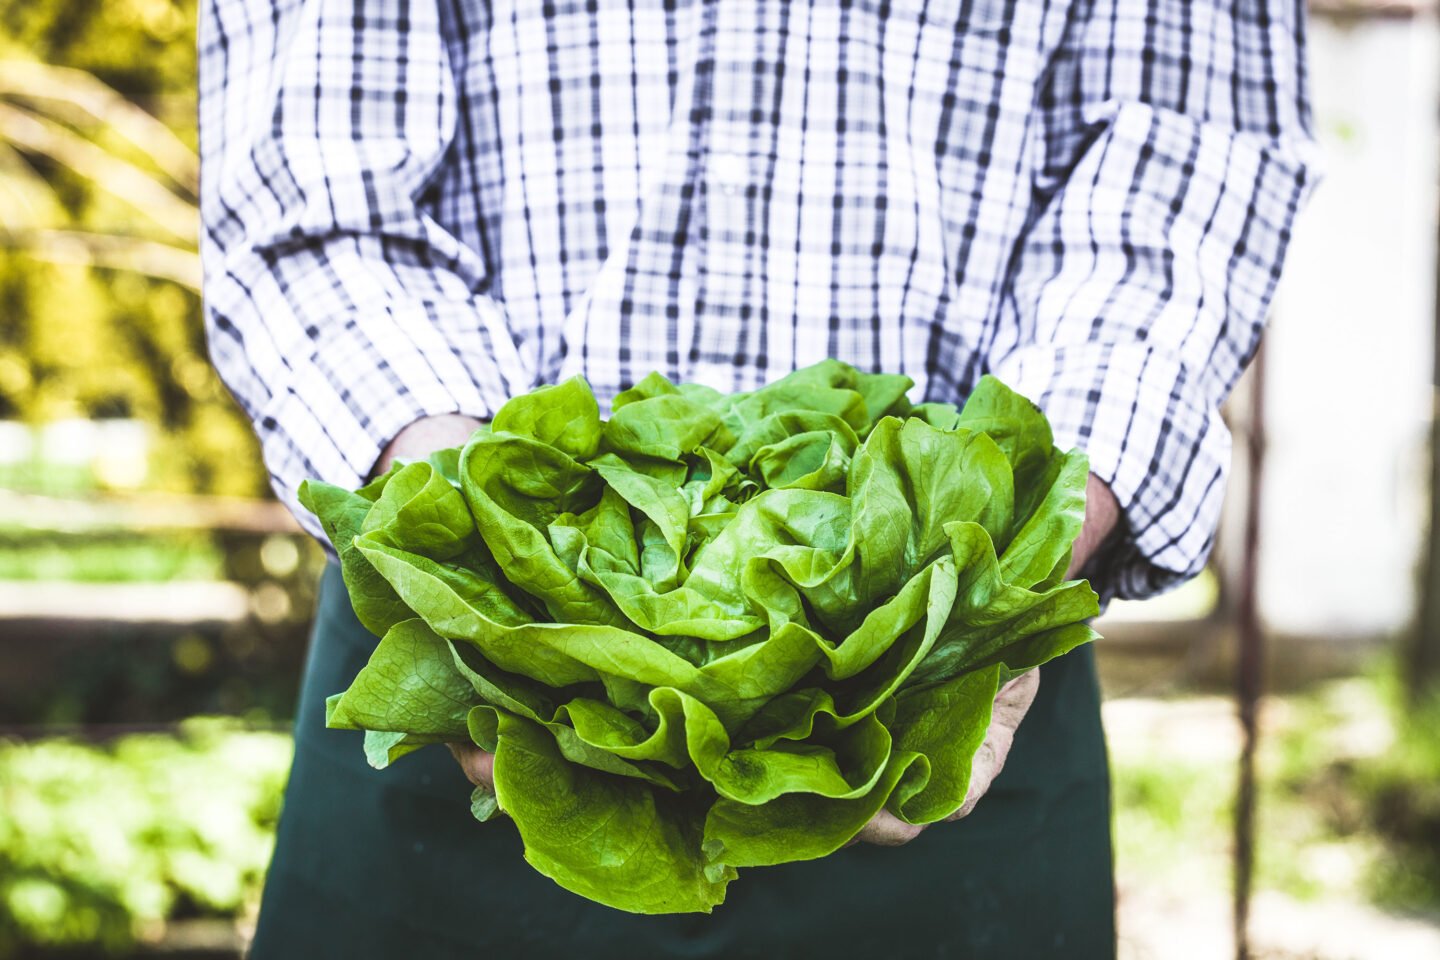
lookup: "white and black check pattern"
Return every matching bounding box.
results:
[199,0,1317,600]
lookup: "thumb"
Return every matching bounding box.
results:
[952,668,1040,819]
[447,742,495,790]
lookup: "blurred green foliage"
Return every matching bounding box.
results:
[0,531,224,581]
[0,0,267,498]
[1113,663,1440,917]
[1112,748,1232,893]
[1281,670,1440,914]
[0,719,291,956]
[0,1,197,109]
[1360,700,1440,912]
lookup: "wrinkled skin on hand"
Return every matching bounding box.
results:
[449,740,495,790]
[852,472,1118,847]
[375,414,497,792]
[849,668,1039,846]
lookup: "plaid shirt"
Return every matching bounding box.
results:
[199,0,1317,600]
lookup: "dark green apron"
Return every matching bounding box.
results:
[250,565,1115,958]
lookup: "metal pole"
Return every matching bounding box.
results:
[1233,345,1267,960]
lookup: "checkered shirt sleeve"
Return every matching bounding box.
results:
[989,0,1318,597]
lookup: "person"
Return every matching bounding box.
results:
[198,0,1316,955]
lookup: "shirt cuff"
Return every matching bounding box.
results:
[257,319,495,542]
[989,339,1231,601]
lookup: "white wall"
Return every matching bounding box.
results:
[1258,13,1439,638]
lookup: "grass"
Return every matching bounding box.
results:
[1110,663,1440,918]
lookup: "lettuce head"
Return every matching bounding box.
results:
[302,360,1099,914]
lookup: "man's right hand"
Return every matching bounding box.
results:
[448,742,495,791]
[371,413,495,791]
[372,413,487,478]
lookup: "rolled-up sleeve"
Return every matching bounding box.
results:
[198,0,529,536]
[991,0,1320,599]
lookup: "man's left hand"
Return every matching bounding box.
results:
[851,472,1118,847]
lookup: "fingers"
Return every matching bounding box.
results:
[851,809,926,847]
[995,667,1040,718]
[447,742,496,790]
[952,738,998,820]
[373,414,487,478]
[832,671,1045,847]
[949,668,1041,821]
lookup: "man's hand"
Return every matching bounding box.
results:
[372,413,487,478]
[448,742,495,791]
[371,414,493,789]
[1067,472,1121,580]
[851,472,1119,847]
[850,669,1040,846]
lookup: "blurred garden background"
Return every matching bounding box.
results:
[1,0,1439,957]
